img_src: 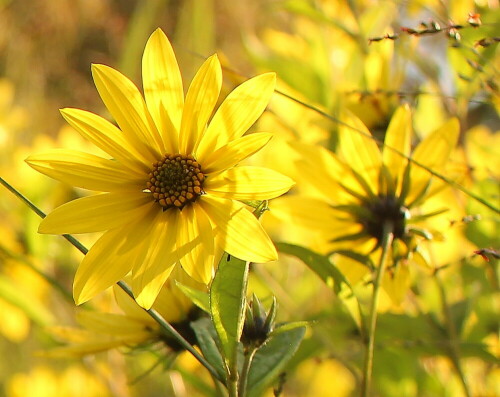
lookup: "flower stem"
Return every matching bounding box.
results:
[361,222,393,397]
[1,177,223,383]
[435,273,472,397]
[238,346,258,397]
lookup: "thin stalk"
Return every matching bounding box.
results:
[238,346,258,397]
[1,177,223,383]
[227,372,238,397]
[361,222,393,397]
[435,273,472,397]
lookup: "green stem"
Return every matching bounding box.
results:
[238,346,258,397]
[361,222,393,397]
[227,372,238,397]
[1,177,223,383]
[435,273,472,397]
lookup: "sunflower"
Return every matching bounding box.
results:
[45,267,205,358]
[271,104,460,282]
[26,28,293,309]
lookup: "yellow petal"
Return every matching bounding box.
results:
[291,141,350,203]
[74,208,159,304]
[131,210,178,309]
[142,28,183,152]
[60,108,150,173]
[153,266,206,322]
[39,192,152,234]
[205,166,294,200]
[179,55,222,154]
[200,132,272,174]
[177,204,215,284]
[76,311,153,336]
[338,110,381,192]
[382,104,412,188]
[196,72,276,158]
[269,196,338,234]
[113,284,152,322]
[92,64,164,159]
[26,149,145,192]
[74,228,134,305]
[199,195,277,263]
[409,118,460,203]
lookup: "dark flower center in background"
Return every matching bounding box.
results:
[147,154,205,210]
[363,195,409,244]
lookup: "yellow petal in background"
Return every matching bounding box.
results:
[142,28,183,152]
[26,150,144,192]
[179,54,222,154]
[205,166,294,200]
[409,118,460,203]
[338,110,381,192]
[196,72,276,158]
[200,195,277,263]
[382,104,412,188]
[92,64,164,159]
[38,193,152,234]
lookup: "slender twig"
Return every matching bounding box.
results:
[238,346,258,397]
[361,222,394,397]
[435,273,472,397]
[1,177,223,383]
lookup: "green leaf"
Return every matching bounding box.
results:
[209,253,248,372]
[247,326,306,397]
[190,317,226,381]
[175,281,210,313]
[276,243,350,294]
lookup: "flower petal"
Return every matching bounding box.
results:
[60,108,150,173]
[196,72,276,159]
[200,132,272,174]
[142,28,183,152]
[409,118,459,202]
[26,149,144,192]
[205,166,294,200]
[179,55,222,154]
[92,64,164,159]
[291,141,351,203]
[74,208,159,305]
[74,228,134,305]
[338,110,381,192]
[199,195,277,263]
[131,210,178,309]
[39,192,152,234]
[176,204,215,284]
[382,104,412,188]
[268,196,339,234]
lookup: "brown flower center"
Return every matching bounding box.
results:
[146,154,205,210]
[363,195,410,244]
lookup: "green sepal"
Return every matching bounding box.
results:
[175,281,210,314]
[247,326,306,397]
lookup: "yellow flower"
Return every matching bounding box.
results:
[46,267,205,357]
[272,104,460,277]
[26,28,293,308]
